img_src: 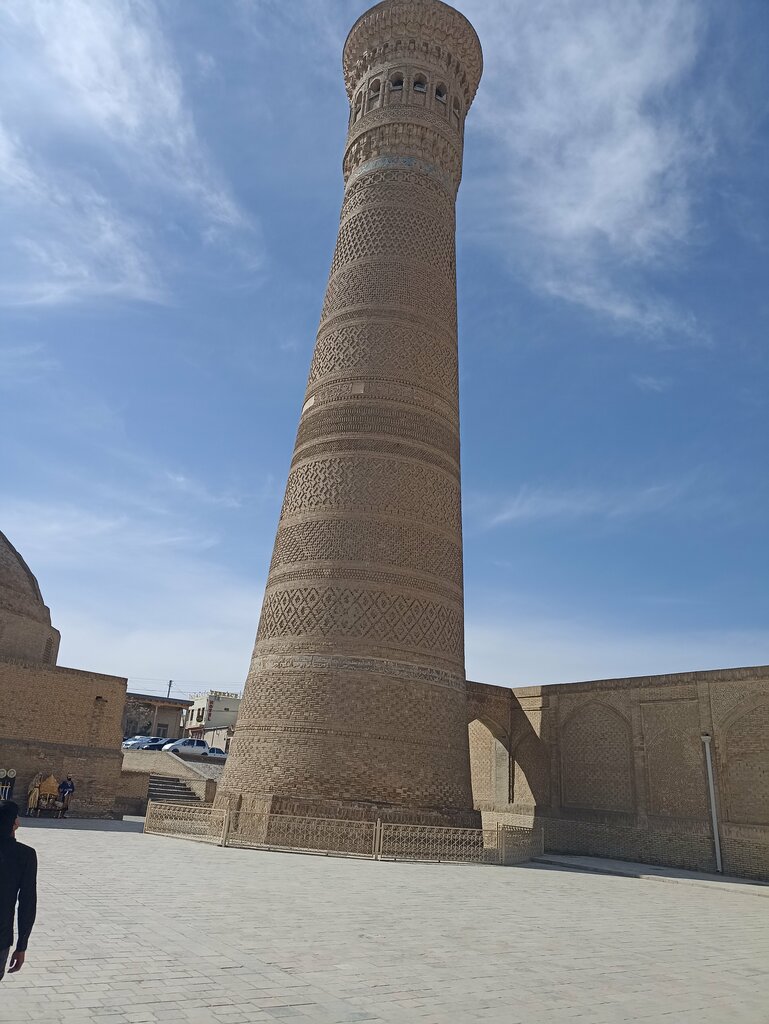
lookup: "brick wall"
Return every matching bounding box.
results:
[467,665,769,880]
[0,606,60,666]
[114,769,150,815]
[0,660,126,817]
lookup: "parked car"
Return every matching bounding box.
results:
[141,737,174,751]
[122,736,166,749]
[207,747,227,759]
[161,738,210,757]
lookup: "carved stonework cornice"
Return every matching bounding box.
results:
[343,0,483,107]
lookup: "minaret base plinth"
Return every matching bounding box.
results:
[214,789,480,830]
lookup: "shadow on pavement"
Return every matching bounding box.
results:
[19,816,146,834]
[519,855,769,895]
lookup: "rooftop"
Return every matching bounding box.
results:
[125,691,193,707]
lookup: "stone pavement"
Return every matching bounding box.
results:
[2,819,769,1024]
[535,854,769,898]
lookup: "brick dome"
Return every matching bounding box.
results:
[0,530,60,664]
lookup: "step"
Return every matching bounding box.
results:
[148,774,202,804]
[150,795,201,804]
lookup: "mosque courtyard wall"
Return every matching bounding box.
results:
[467,665,769,880]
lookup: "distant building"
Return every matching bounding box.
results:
[202,725,235,753]
[122,693,192,740]
[184,691,241,739]
[0,529,126,816]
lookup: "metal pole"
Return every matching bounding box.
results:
[701,734,723,873]
[167,679,173,698]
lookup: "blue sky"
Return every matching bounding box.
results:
[1,0,767,699]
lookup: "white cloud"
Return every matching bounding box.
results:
[633,374,673,393]
[479,478,698,528]
[462,0,716,337]
[237,0,355,71]
[0,343,58,385]
[0,498,261,682]
[0,0,255,307]
[164,472,242,509]
[466,616,769,687]
[58,615,255,694]
[0,121,160,304]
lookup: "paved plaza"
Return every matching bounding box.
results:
[3,820,769,1024]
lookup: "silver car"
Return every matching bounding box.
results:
[122,735,165,749]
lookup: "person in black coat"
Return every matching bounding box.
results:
[0,801,37,980]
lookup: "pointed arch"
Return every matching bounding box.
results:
[560,700,634,813]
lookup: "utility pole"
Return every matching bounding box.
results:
[167,679,173,698]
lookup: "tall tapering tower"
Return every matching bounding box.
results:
[218,0,483,826]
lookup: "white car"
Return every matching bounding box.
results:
[161,738,210,756]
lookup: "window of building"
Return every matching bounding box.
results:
[453,97,461,124]
[389,73,404,92]
[435,83,447,104]
[196,708,205,722]
[413,75,427,94]
[157,725,168,737]
[368,79,381,106]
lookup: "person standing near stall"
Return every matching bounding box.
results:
[0,800,37,980]
[57,776,75,817]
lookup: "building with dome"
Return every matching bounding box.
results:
[0,530,127,816]
[0,530,61,665]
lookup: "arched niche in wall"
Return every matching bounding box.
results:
[722,702,769,825]
[560,701,634,813]
[642,700,708,820]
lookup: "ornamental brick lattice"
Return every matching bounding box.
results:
[217,0,483,826]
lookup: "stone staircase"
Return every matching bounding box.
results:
[148,775,202,805]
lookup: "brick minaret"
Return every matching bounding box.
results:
[218,0,483,826]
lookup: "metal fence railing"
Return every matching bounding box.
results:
[143,801,542,866]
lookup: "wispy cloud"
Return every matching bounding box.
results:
[463,0,718,338]
[466,615,769,687]
[0,342,58,385]
[236,0,356,72]
[633,374,673,393]
[0,0,257,307]
[0,498,261,681]
[480,478,704,528]
[164,472,242,509]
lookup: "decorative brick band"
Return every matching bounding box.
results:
[218,0,482,824]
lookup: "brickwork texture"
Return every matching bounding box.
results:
[0,661,126,817]
[467,665,769,880]
[0,530,60,665]
[218,0,483,826]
